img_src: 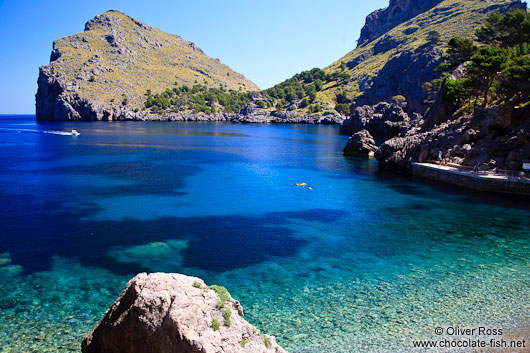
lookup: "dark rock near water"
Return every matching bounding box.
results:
[344,130,377,156]
[375,134,425,171]
[115,109,345,125]
[375,104,530,172]
[422,63,468,130]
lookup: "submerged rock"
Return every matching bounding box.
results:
[82,272,287,353]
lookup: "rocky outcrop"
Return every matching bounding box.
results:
[82,272,287,353]
[343,130,377,156]
[36,10,258,121]
[358,0,443,46]
[340,102,418,139]
[375,105,530,172]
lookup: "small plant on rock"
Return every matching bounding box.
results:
[391,95,407,106]
[212,318,220,331]
[209,285,230,304]
[263,335,271,348]
[223,308,232,327]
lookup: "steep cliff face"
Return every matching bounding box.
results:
[358,0,443,46]
[36,10,258,121]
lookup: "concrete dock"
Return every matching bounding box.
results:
[411,162,530,196]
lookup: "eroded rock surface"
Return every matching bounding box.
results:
[82,272,287,353]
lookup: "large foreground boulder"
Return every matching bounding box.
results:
[82,272,287,353]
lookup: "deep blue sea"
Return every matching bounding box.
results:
[0,115,529,352]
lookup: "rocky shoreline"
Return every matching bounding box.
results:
[118,110,344,125]
[337,98,529,195]
[374,104,530,174]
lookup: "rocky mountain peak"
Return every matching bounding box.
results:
[84,10,141,32]
[36,10,259,121]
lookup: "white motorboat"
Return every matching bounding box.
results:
[71,129,80,136]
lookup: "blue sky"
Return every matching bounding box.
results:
[0,0,388,114]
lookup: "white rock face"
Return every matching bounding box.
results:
[82,272,287,353]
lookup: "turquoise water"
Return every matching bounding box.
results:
[0,115,529,352]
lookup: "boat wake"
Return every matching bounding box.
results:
[0,128,80,136]
[45,129,80,136]
[0,128,39,134]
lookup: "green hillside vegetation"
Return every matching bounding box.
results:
[46,10,258,111]
[147,68,344,115]
[264,68,348,103]
[145,85,254,115]
[321,0,521,105]
[436,9,530,114]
